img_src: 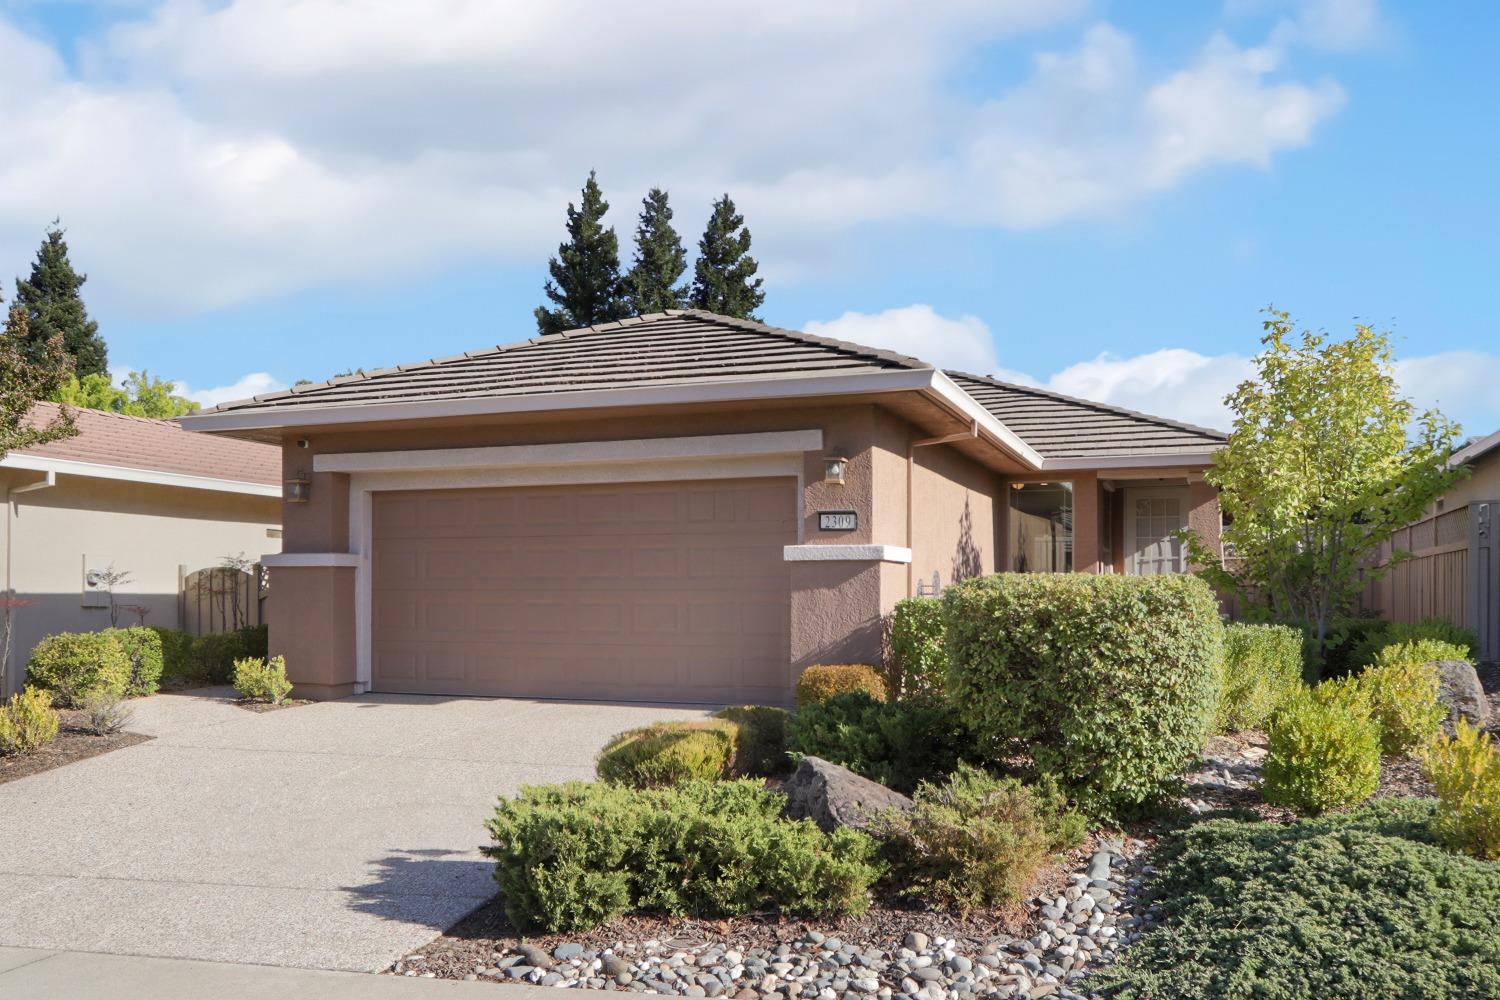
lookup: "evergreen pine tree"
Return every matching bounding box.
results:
[15,223,107,377]
[688,194,765,320]
[624,188,687,314]
[534,171,628,335]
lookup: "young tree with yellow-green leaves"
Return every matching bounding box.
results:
[53,370,199,419]
[1186,310,1465,661]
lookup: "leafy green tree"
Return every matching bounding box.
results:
[624,188,687,314]
[1185,310,1464,658]
[534,171,628,335]
[1,303,76,458]
[15,223,108,377]
[53,370,198,418]
[688,194,764,320]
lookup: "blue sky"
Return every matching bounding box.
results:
[1,0,1495,433]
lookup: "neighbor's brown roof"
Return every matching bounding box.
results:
[202,310,930,415]
[13,402,279,486]
[946,372,1226,460]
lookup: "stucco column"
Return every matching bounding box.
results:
[1071,472,1101,573]
[788,561,885,684]
[1186,479,1222,569]
[267,565,358,701]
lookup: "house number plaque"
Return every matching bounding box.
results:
[818,510,858,531]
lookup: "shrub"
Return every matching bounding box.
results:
[1344,617,1480,675]
[888,597,946,698]
[106,626,163,697]
[1214,623,1304,732]
[1374,638,1473,668]
[1311,614,1390,679]
[944,573,1222,816]
[193,631,247,684]
[794,664,888,707]
[26,631,131,706]
[0,686,59,755]
[876,764,1085,911]
[713,705,789,776]
[1092,799,1500,1000]
[237,623,269,659]
[787,691,970,794]
[1262,691,1381,815]
[80,689,134,735]
[1357,652,1446,755]
[1424,720,1500,860]
[232,655,293,704]
[148,626,198,684]
[596,720,737,787]
[483,779,880,932]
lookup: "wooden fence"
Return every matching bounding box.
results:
[177,563,267,635]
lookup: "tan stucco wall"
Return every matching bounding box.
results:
[1438,454,1500,511]
[266,565,357,701]
[1,470,281,696]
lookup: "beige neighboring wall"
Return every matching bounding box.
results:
[1,471,281,696]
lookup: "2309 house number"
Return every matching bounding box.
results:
[818,511,858,531]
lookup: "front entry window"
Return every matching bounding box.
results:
[1128,491,1187,575]
[1009,482,1072,572]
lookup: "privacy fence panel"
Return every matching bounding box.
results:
[178,563,266,635]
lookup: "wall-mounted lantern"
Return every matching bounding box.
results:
[823,455,849,485]
[285,476,312,503]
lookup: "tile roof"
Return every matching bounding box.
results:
[12,402,280,487]
[203,310,931,415]
[945,372,1226,460]
[1452,428,1500,468]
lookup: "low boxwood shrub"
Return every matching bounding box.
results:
[1262,691,1381,815]
[483,779,880,932]
[596,720,738,787]
[233,655,293,704]
[713,705,788,776]
[1357,649,1447,755]
[944,573,1222,816]
[147,626,198,684]
[192,624,267,684]
[26,631,132,706]
[0,686,59,755]
[1343,617,1480,676]
[794,664,888,707]
[1425,719,1500,860]
[787,691,970,794]
[888,597,946,698]
[1214,623,1303,732]
[875,763,1085,911]
[1091,799,1500,999]
[106,626,163,697]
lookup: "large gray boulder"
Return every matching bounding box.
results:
[1434,659,1491,732]
[782,756,913,832]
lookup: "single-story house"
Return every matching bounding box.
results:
[1365,428,1500,664]
[181,310,1226,705]
[1,403,283,696]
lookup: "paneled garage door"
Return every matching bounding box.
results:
[370,478,796,703]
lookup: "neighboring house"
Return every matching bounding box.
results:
[181,310,1225,705]
[1,403,283,696]
[1365,428,1500,664]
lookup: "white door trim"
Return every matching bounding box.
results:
[1123,486,1190,577]
[346,451,807,693]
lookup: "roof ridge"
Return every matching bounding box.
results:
[946,370,1228,441]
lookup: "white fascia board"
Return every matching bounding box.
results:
[0,453,280,497]
[783,544,913,564]
[261,552,362,568]
[1040,452,1219,471]
[177,369,938,434]
[315,430,824,474]
[925,371,1044,470]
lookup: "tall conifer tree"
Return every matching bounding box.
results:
[624,188,687,314]
[15,223,107,377]
[534,172,628,335]
[688,194,764,320]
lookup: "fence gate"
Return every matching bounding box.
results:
[178,563,265,635]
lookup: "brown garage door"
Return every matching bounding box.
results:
[370,478,796,703]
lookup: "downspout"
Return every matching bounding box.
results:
[3,472,55,692]
[906,422,978,597]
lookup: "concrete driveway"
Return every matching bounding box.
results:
[0,689,707,972]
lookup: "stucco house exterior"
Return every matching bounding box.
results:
[1365,428,1500,664]
[181,310,1226,704]
[1,403,282,696]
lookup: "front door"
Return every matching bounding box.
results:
[1124,487,1189,576]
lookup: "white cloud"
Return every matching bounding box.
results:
[0,2,1355,315]
[179,371,286,407]
[803,305,1010,377]
[1396,351,1500,435]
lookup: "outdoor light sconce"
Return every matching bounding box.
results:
[823,455,849,485]
[285,476,312,503]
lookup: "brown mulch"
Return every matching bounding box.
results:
[387,837,1103,976]
[0,708,151,785]
[234,698,313,713]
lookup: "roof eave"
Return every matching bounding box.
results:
[1039,452,1220,471]
[0,453,280,497]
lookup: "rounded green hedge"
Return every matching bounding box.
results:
[596,720,738,787]
[1215,622,1304,732]
[943,573,1222,816]
[27,631,132,706]
[888,597,947,698]
[787,690,970,794]
[1263,690,1381,814]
